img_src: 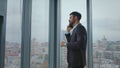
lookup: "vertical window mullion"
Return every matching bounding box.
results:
[0,0,7,68]
[49,0,60,68]
[49,0,56,68]
[56,0,61,68]
[0,15,5,68]
[86,0,93,68]
[21,0,32,68]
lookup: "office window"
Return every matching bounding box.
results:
[60,0,87,68]
[5,0,23,68]
[92,0,120,68]
[30,0,49,68]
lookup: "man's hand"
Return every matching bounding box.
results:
[60,41,66,47]
[67,26,72,32]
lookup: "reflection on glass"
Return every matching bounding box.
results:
[60,0,87,68]
[30,0,49,68]
[5,0,22,68]
[92,0,120,68]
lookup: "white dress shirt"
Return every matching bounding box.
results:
[70,23,79,35]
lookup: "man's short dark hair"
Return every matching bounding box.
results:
[70,11,82,21]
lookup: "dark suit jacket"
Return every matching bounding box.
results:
[65,23,87,67]
[65,33,71,42]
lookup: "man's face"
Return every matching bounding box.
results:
[69,15,76,25]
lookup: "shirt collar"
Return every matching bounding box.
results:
[70,23,79,35]
[73,23,79,30]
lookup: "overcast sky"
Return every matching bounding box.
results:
[5,0,120,43]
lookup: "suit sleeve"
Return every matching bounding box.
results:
[65,33,71,42]
[67,26,86,50]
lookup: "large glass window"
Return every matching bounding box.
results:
[5,0,23,68]
[30,0,49,68]
[60,0,87,68]
[92,0,120,68]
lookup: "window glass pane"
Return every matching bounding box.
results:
[30,0,49,68]
[92,0,120,68]
[60,0,87,68]
[5,0,23,68]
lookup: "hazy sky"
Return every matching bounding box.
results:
[6,0,22,43]
[92,0,120,42]
[5,0,120,43]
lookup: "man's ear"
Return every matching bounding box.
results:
[75,16,78,20]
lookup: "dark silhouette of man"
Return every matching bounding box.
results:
[61,11,87,68]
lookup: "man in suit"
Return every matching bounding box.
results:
[61,11,87,68]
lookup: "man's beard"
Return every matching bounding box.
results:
[68,22,73,28]
[69,22,74,26]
